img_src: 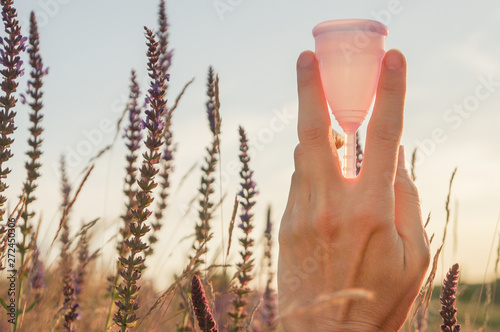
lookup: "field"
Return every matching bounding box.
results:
[0,0,496,331]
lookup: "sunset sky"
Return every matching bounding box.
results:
[5,0,500,288]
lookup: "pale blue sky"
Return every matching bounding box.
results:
[5,0,500,287]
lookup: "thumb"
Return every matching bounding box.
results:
[394,146,429,261]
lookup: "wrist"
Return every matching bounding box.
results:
[281,312,390,332]
[285,321,386,332]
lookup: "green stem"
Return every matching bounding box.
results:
[13,196,31,332]
[104,263,120,330]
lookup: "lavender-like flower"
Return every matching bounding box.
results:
[58,156,78,332]
[16,12,47,324]
[74,227,89,297]
[206,67,220,137]
[157,0,173,83]
[0,0,27,222]
[146,0,175,258]
[114,27,167,331]
[439,263,461,332]
[118,70,142,257]
[146,123,174,257]
[62,272,79,332]
[194,67,221,256]
[106,70,143,330]
[29,245,45,293]
[262,206,278,330]
[229,126,258,330]
[20,10,46,250]
[192,275,219,332]
[355,131,363,175]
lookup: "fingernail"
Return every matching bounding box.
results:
[384,50,404,70]
[298,51,315,68]
[398,145,405,168]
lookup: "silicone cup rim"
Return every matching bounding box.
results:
[313,19,389,38]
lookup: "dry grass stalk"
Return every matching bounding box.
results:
[166,78,194,116]
[441,168,458,246]
[472,213,500,328]
[410,147,418,182]
[141,237,210,323]
[408,244,443,329]
[245,297,262,332]
[226,195,239,259]
[424,212,431,228]
[50,164,95,248]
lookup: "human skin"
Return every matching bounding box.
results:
[278,49,431,331]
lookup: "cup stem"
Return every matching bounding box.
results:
[344,131,357,178]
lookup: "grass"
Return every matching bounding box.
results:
[0,0,497,331]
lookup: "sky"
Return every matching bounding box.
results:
[3,0,500,289]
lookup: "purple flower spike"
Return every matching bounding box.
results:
[229,126,259,329]
[114,27,167,330]
[439,263,461,332]
[191,275,219,332]
[0,0,27,222]
[117,69,142,262]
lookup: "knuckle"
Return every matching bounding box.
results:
[351,203,394,231]
[298,126,329,148]
[309,205,341,236]
[278,223,293,248]
[381,80,403,95]
[408,233,431,271]
[372,120,401,145]
[293,144,304,163]
[396,171,421,200]
[297,72,316,91]
[418,235,432,268]
[421,246,431,269]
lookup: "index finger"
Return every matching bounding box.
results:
[362,49,407,187]
[296,51,342,192]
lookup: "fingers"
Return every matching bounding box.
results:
[296,51,342,192]
[394,147,430,263]
[280,145,310,229]
[363,49,407,187]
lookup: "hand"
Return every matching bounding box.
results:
[278,49,430,331]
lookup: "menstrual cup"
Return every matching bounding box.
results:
[313,19,388,178]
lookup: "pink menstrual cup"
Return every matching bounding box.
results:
[313,19,388,178]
